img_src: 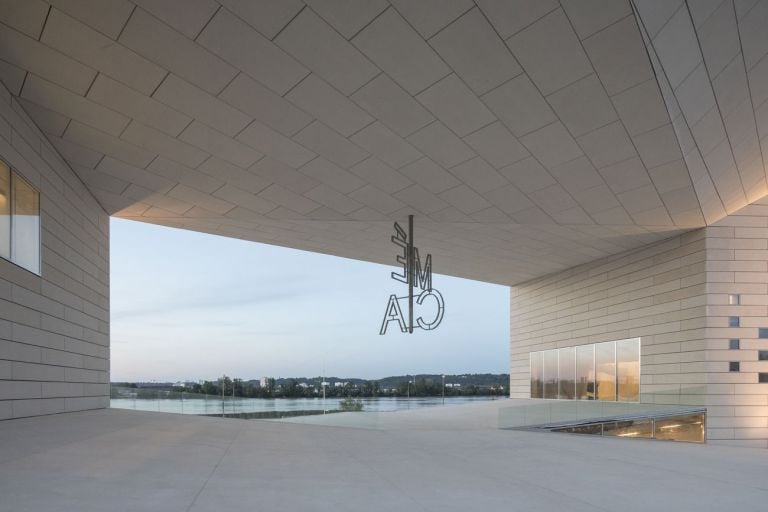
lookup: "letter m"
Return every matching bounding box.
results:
[413,247,432,291]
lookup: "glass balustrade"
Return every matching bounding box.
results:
[549,411,705,443]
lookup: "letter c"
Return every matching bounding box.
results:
[416,288,444,330]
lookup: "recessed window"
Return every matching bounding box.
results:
[760,328,768,339]
[729,294,740,305]
[728,316,740,327]
[531,338,640,402]
[0,161,40,275]
[759,373,768,383]
[759,351,768,361]
[729,339,740,350]
[729,361,740,372]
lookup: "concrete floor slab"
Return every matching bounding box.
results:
[0,404,766,511]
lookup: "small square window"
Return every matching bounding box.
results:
[759,350,768,361]
[728,316,740,327]
[760,328,768,339]
[729,339,740,350]
[729,294,740,305]
[759,373,768,383]
[729,361,740,372]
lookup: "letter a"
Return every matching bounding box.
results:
[380,295,407,335]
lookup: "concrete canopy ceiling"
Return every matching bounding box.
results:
[1,0,768,285]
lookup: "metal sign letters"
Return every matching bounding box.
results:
[380,215,444,335]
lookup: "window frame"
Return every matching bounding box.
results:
[530,338,641,403]
[0,159,41,276]
[0,161,10,260]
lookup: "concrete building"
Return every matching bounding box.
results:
[2,0,768,449]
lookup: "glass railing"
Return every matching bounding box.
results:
[110,386,501,418]
[547,409,706,443]
[110,386,336,417]
[497,399,706,443]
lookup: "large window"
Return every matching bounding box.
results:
[0,160,40,274]
[530,338,640,402]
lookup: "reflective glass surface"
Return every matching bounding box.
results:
[558,346,575,399]
[654,413,705,443]
[543,350,558,399]
[547,412,704,443]
[531,338,640,402]
[595,342,615,401]
[575,344,595,400]
[530,351,543,399]
[602,419,652,438]
[0,162,9,259]
[616,338,640,402]
[11,173,40,274]
[552,424,602,435]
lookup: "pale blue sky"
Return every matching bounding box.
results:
[110,218,510,382]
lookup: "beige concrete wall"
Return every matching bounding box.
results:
[509,230,709,413]
[510,216,768,447]
[704,204,768,447]
[0,81,109,419]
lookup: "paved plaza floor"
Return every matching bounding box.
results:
[0,400,766,511]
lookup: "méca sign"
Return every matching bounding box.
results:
[380,215,444,335]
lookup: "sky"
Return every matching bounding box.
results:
[110,218,510,382]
